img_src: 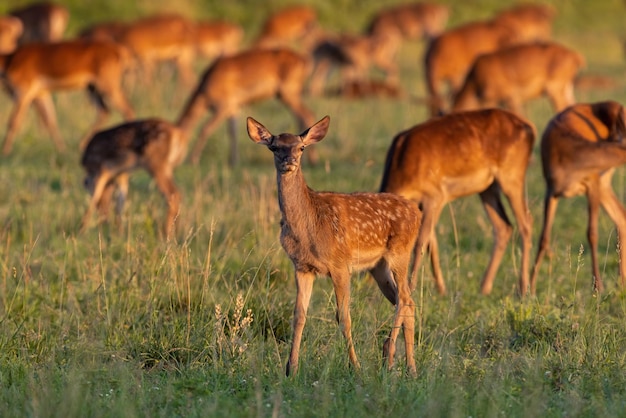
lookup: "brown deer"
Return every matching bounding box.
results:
[0,16,22,53]
[253,5,321,51]
[531,101,626,294]
[81,118,189,239]
[108,14,197,86]
[0,40,135,155]
[247,115,421,376]
[9,1,69,44]
[493,3,556,43]
[309,2,449,97]
[380,108,535,296]
[452,42,585,115]
[424,4,555,116]
[193,20,243,62]
[177,48,317,167]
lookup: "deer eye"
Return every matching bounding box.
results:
[300,145,306,151]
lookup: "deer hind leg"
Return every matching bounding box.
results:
[375,258,416,376]
[598,180,626,288]
[530,193,560,295]
[190,108,231,165]
[79,85,112,150]
[500,179,533,296]
[330,269,360,371]
[286,270,315,376]
[586,185,604,292]
[478,185,513,296]
[33,92,65,152]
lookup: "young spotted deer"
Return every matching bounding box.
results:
[380,108,534,296]
[0,40,135,154]
[81,118,188,239]
[248,115,421,376]
[531,101,626,294]
[177,48,316,167]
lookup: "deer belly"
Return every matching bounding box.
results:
[441,169,494,198]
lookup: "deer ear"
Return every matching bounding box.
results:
[301,115,330,146]
[247,117,273,145]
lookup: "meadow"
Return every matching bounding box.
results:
[0,0,626,416]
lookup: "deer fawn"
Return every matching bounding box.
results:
[531,101,626,293]
[248,115,421,376]
[81,118,189,239]
[380,108,535,296]
[178,48,317,167]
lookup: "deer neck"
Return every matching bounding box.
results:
[276,169,316,229]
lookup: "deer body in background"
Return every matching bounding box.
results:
[81,118,189,239]
[452,42,584,115]
[0,40,135,154]
[177,48,316,167]
[531,101,626,293]
[380,109,534,296]
[248,115,421,376]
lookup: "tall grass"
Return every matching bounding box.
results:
[0,0,625,416]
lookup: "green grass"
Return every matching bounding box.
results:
[1,0,626,416]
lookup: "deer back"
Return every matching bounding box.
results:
[380,109,535,200]
[541,101,626,195]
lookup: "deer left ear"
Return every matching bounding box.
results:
[247,117,274,145]
[301,115,330,146]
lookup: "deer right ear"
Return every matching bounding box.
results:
[247,117,273,145]
[301,115,330,146]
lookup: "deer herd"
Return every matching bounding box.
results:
[1,1,625,375]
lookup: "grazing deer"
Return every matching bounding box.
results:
[253,5,321,52]
[0,40,135,155]
[0,16,22,53]
[9,1,69,44]
[424,3,555,116]
[452,42,585,115]
[177,48,317,167]
[81,118,189,239]
[248,115,421,376]
[531,101,626,294]
[380,109,535,296]
[309,2,449,97]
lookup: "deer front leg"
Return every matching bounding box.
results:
[286,270,315,376]
[33,92,65,152]
[3,94,33,155]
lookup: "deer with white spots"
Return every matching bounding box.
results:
[247,115,421,376]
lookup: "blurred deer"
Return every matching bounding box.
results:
[9,1,68,44]
[81,118,189,239]
[248,115,421,376]
[425,3,555,115]
[253,5,321,52]
[0,40,135,154]
[453,42,585,115]
[380,109,535,296]
[177,48,317,166]
[531,101,626,293]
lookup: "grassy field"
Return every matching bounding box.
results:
[1,0,626,416]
